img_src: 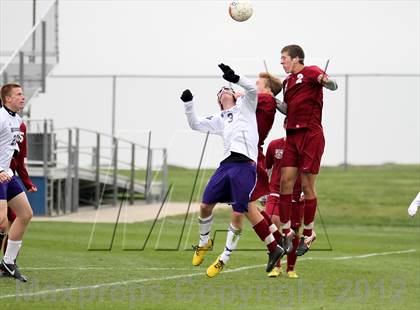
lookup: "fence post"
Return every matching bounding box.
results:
[95,133,101,209]
[65,129,72,213]
[41,21,47,92]
[145,131,152,203]
[162,148,168,201]
[112,137,118,207]
[19,51,24,87]
[344,74,349,171]
[42,119,49,215]
[72,128,80,212]
[130,143,135,205]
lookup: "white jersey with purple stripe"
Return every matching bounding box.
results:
[0,106,22,177]
[183,75,258,163]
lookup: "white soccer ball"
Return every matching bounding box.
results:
[229,1,253,22]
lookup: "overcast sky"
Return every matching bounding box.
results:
[1,0,419,168]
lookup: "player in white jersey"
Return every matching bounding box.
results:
[0,83,33,282]
[181,64,284,278]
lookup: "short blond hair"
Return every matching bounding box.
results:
[259,72,282,96]
[1,83,22,104]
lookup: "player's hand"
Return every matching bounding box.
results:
[234,91,244,99]
[180,89,193,102]
[28,185,38,192]
[317,74,329,85]
[0,171,11,183]
[218,63,240,83]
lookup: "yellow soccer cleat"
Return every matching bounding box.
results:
[206,255,225,278]
[287,270,299,279]
[192,239,213,266]
[268,266,283,278]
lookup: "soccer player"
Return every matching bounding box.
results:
[0,120,37,255]
[265,134,304,278]
[0,83,33,282]
[278,45,338,256]
[181,64,285,278]
[236,72,284,249]
[408,192,420,217]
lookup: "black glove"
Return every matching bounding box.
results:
[218,63,240,83]
[180,89,193,102]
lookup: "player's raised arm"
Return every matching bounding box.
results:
[318,73,338,91]
[181,89,222,135]
[218,63,257,110]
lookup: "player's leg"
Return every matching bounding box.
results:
[287,199,304,278]
[279,166,299,254]
[1,191,32,282]
[265,194,283,277]
[207,211,244,278]
[193,165,230,266]
[245,201,285,273]
[192,202,216,266]
[2,208,16,255]
[0,183,9,261]
[296,130,324,256]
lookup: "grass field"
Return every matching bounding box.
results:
[1,165,419,309]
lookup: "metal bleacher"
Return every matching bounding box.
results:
[1,1,168,216]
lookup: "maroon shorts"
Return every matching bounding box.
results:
[282,129,325,174]
[265,194,304,228]
[250,154,269,201]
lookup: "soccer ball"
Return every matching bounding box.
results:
[229,1,253,22]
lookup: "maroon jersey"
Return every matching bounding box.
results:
[266,138,302,201]
[283,66,326,131]
[10,122,34,190]
[256,93,277,149]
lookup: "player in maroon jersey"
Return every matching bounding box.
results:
[278,45,338,256]
[265,135,304,278]
[1,122,37,255]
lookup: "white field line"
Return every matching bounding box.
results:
[0,249,417,300]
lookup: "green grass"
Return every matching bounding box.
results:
[0,164,419,309]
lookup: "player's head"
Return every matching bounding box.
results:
[0,83,25,111]
[257,72,282,96]
[281,45,305,74]
[217,86,236,110]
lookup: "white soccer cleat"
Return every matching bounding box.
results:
[408,192,420,217]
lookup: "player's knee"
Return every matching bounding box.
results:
[19,208,33,224]
[302,184,315,198]
[0,217,8,231]
[200,203,213,217]
[280,177,293,192]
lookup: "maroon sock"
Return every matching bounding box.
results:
[279,194,292,235]
[303,198,317,237]
[253,219,277,253]
[260,209,281,242]
[287,232,300,271]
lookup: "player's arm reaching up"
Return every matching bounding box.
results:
[318,73,338,91]
[181,90,223,135]
[218,63,257,110]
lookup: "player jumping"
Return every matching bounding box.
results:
[278,45,338,256]
[181,64,285,278]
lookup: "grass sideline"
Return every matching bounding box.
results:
[0,164,419,309]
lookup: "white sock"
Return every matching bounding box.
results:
[3,239,22,264]
[198,214,213,247]
[220,223,241,264]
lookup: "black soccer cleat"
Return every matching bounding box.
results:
[0,259,28,282]
[281,230,296,254]
[266,245,285,272]
[296,231,316,257]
